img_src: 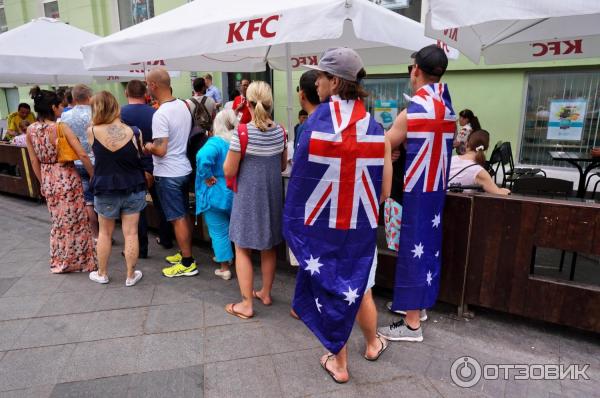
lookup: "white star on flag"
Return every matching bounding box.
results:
[315,297,323,313]
[304,255,323,276]
[426,270,433,286]
[432,213,441,228]
[435,251,439,258]
[412,242,424,259]
[343,286,360,305]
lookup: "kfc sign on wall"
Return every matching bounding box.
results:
[227,15,280,43]
[532,40,583,57]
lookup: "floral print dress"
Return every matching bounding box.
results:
[27,122,96,273]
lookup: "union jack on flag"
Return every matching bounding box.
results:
[283,96,384,354]
[404,83,456,193]
[305,99,384,230]
[392,83,456,312]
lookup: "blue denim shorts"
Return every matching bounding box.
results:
[75,164,94,205]
[154,175,190,221]
[94,190,147,220]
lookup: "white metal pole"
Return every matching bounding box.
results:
[285,43,294,138]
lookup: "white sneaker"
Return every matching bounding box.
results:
[214,269,232,280]
[386,302,428,321]
[89,271,109,284]
[126,270,143,287]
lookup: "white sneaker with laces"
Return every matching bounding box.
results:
[89,271,109,284]
[214,269,232,280]
[125,270,143,287]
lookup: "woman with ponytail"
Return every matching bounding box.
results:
[449,129,510,195]
[454,109,481,155]
[25,86,96,273]
[223,81,287,319]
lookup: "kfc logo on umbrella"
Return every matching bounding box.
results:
[227,15,280,43]
[292,55,318,68]
[532,39,583,57]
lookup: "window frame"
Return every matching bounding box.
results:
[41,0,60,19]
[518,68,600,169]
[0,1,7,34]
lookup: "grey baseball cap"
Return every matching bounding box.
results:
[305,47,364,82]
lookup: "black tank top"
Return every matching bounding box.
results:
[90,126,146,195]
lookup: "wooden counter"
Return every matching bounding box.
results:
[0,143,41,199]
[375,192,600,333]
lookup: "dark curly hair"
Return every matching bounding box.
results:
[29,86,62,121]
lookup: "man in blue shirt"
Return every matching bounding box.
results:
[204,73,222,109]
[61,84,97,238]
[121,79,174,257]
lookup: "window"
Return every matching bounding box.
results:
[363,76,411,130]
[0,0,8,33]
[370,0,422,22]
[118,0,154,29]
[43,0,59,18]
[519,71,600,167]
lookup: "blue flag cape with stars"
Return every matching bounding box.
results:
[283,96,384,354]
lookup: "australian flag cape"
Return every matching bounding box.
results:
[391,83,456,311]
[283,96,385,354]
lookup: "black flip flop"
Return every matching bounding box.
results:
[364,334,389,362]
[320,354,348,384]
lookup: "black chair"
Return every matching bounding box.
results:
[498,142,546,188]
[512,177,579,280]
[584,171,600,200]
[486,141,503,183]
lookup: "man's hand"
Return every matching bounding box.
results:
[143,142,152,155]
[204,176,217,187]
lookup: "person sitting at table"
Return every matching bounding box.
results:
[12,121,30,147]
[449,129,511,195]
[6,103,36,140]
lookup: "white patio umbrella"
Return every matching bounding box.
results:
[0,17,176,86]
[82,0,456,131]
[425,0,600,64]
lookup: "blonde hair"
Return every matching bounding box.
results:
[213,109,238,142]
[246,81,273,131]
[90,91,120,125]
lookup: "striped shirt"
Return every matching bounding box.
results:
[230,122,286,156]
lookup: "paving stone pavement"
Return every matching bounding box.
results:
[0,193,598,398]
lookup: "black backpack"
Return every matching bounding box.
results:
[189,96,213,133]
[186,97,212,175]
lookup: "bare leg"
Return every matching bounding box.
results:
[220,262,230,272]
[227,245,253,317]
[121,212,140,279]
[356,289,382,358]
[86,205,99,238]
[254,248,276,305]
[405,310,421,329]
[320,347,349,383]
[97,216,115,278]
[172,216,193,258]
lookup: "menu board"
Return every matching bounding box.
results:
[547,99,587,141]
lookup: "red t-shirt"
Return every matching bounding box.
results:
[233,95,251,124]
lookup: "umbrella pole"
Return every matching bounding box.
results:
[285,43,294,140]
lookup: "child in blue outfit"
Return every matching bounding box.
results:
[195,110,236,280]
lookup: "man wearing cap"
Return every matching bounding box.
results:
[377,44,456,343]
[284,47,392,383]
